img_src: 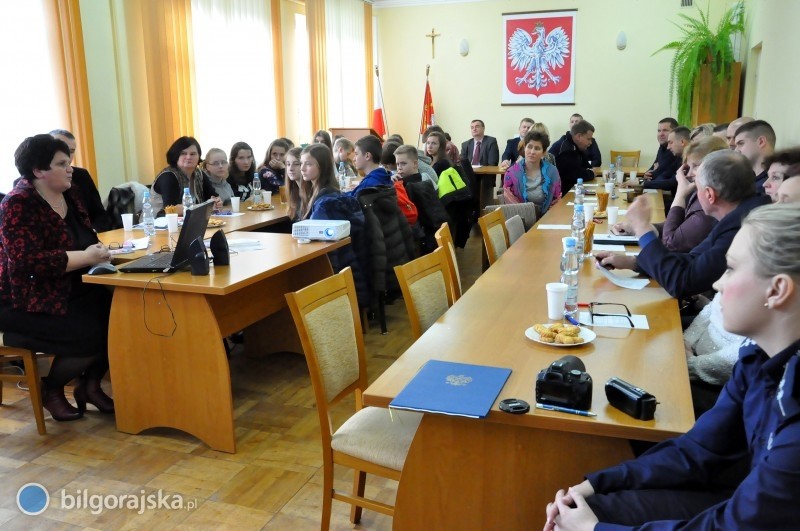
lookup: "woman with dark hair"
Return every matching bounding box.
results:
[285,147,311,222]
[502,130,561,215]
[0,134,114,421]
[150,136,220,216]
[313,130,332,150]
[227,141,257,201]
[258,138,291,194]
[425,131,449,168]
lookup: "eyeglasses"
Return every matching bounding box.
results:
[588,302,635,328]
[206,161,228,167]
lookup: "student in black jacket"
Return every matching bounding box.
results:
[553,120,596,193]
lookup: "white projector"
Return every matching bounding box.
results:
[291,220,351,241]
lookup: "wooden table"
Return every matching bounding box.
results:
[362,189,693,530]
[84,232,348,453]
[472,165,504,213]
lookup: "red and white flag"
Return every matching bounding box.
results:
[372,75,387,138]
[419,80,435,134]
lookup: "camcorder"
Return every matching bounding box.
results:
[535,355,593,411]
[605,377,657,421]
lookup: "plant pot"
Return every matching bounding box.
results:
[691,62,742,124]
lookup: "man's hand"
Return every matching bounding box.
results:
[499,160,511,172]
[611,222,633,236]
[544,481,595,531]
[594,251,637,271]
[625,195,655,237]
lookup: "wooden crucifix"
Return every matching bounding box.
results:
[426,28,441,59]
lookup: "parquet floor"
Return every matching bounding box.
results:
[0,232,484,530]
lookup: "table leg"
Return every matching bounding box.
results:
[393,415,634,530]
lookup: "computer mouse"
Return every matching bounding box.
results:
[88,262,117,275]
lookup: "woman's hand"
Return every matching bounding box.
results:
[673,165,696,207]
[85,243,111,265]
[625,195,655,237]
[211,195,223,210]
[269,159,285,170]
[544,481,595,531]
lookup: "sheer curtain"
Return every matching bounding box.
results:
[325,0,368,129]
[191,0,277,165]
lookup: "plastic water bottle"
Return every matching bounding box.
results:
[574,178,585,206]
[616,154,623,171]
[181,187,193,215]
[572,204,586,263]
[252,173,262,204]
[560,237,580,317]
[337,161,346,189]
[142,191,155,237]
[608,163,616,183]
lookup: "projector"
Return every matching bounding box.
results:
[291,220,351,241]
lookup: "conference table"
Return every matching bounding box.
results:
[86,202,349,453]
[363,186,695,529]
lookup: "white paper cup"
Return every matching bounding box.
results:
[121,213,134,231]
[262,191,272,205]
[230,197,240,212]
[629,171,637,181]
[604,182,615,195]
[583,203,595,223]
[616,170,625,184]
[607,206,619,225]
[546,282,569,321]
[166,213,179,233]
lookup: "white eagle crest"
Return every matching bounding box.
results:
[507,23,570,91]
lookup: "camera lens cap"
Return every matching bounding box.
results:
[499,398,530,414]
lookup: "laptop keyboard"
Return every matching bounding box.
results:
[121,252,175,270]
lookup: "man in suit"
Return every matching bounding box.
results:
[460,119,499,167]
[499,117,534,171]
[49,129,112,232]
[550,113,602,167]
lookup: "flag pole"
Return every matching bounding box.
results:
[375,65,388,138]
[418,64,431,148]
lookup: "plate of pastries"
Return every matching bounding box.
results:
[525,323,596,347]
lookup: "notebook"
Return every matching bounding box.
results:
[389,360,512,418]
[119,200,214,273]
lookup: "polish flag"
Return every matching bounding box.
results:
[419,80,435,134]
[372,80,387,138]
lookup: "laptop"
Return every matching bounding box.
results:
[119,200,214,273]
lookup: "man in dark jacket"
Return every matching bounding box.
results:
[500,117,534,169]
[549,113,602,167]
[643,118,681,184]
[50,129,112,232]
[596,151,770,299]
[733,119,776,194]
[553,120,597,193]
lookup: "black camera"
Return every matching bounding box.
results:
[605,377,657,421]
[535,355,593,411]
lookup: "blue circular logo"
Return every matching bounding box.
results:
[16,483,49,515]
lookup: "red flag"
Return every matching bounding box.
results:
[419,80,435,134]
[372,81,386,138]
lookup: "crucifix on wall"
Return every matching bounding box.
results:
[426,28,441,59]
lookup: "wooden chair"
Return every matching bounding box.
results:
[434,222,462,302]
[610,150,641,168]
[505,214,525,245]
[0,342,48,435]
[285,268,422,530]
[478,208,509,266]
[394,247,454,340]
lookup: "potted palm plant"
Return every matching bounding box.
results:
[655,1,745,125]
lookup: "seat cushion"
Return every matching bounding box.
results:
[331,407,422,471]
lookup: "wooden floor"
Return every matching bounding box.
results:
[0,232,484,530]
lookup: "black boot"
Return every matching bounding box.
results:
[42,379,82,421]
[73,378,115,414]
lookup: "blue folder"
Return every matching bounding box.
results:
[389,360,512,418]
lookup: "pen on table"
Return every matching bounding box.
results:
[564,314,581,326]
[535,403,596,417]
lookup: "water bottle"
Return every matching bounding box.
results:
[608,163,616,183]
[560,237,580,317]
[142,191,155,237]
[574,178,585,206]
[572,204,586,263]
[337,161,346,189]
[252,172,262,204]
[616,154,623,171]
[181,187,193,215]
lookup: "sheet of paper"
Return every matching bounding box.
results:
[592,244,626,252]
[225,238,263,252]
[593,233,638,244]
[127,236,150,250]
[625,252,639,257]
[578,311,650,330]
[595,264,650,290]
[644,189,658,194]
[582,183,599,187]
[566,201,597,206]
[537,224,572,230]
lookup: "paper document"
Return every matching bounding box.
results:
[625,252,639,257]
[595,264,650,290]
[127,237,149,250]
[592,244,626,252]
[537,224,572,230]
[578,311,650,329]
[593,233,638,245]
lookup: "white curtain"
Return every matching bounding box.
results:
[191,0,277,165]
[325,0,367,128]
[0,1,65,192]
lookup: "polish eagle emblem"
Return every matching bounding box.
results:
[507,23,570,91]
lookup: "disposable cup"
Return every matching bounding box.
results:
[546,283,569,321]
[166,213,179,233]
[121,213,134,231]
[230,197,240,212]
[629,171,637,181]
[583,203,595,223]
[615,170,624,184]
[604,182,615,195]
[607,206,619,226]
[262,191,272,205]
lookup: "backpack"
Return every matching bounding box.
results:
[437,167,472,207]
[394,180,418,226]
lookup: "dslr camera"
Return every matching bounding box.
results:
[535,355,593,411]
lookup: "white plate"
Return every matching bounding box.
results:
[524,325,596,347]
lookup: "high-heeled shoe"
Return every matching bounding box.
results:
[41,379,83,421]
[73,378,115,414]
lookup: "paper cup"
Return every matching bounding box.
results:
[262,191,272,205]
[121,213,134,231]
[607,206,619,226]
[166,213,179,233]
[615,170,624,184]
[583,203,595,223]
[546,282,569,321]
[629,171,637,181]
[604,182,615,195]
[230,197,240,212]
